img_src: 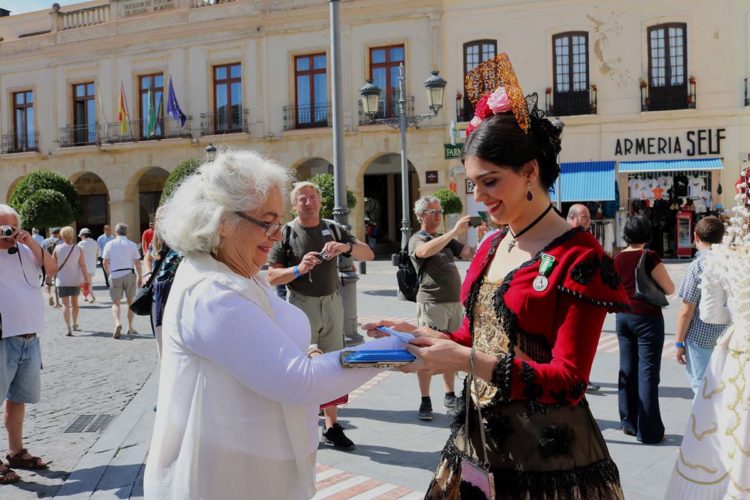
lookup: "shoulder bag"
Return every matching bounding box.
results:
[633,250,669,308]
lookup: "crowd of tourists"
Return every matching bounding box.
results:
[0,52,747,499]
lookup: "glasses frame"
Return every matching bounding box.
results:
[234,211,284,238]
[422,209,443,216]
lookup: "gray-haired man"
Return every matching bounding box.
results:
[102,223,142,339]
[409,196,474,420]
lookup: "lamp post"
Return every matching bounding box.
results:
[359,63,446,250]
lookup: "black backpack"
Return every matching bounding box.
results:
[396,232,429,302]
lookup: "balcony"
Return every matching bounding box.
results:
[745,78,749,106]
[59,124,98,147]
[545,86,597,117]
[102,117,193,144]
[640,76,696,112]
[358,96,414,126]
[191,0,238,7]
[283,103,330,131]
[53,3,110,31]
[200,108,250,136]
[2,132,39,154]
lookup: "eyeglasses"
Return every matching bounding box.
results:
[423,209,443,216]
[234,212,284,238]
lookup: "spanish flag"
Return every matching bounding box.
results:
[118,83,130,135]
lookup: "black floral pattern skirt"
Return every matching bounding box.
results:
[425,399,623,500]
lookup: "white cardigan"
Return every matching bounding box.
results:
[144,254,401,499]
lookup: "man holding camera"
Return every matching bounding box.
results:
[0,205,56,484]
[268,182,373,450]
[409,196,474,421]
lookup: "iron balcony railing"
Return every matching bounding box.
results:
[358,96,415,125]
[1,131,39,154]
[283,102,331,131]
[545,85,598,116]
[102,117,193,144]
[640,77,695,111]
[200,108,250,136]
[59,124,99,147]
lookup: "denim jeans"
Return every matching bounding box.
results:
[616,313,665,444]
[685,340,714,396]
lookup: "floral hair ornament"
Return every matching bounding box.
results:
[465,53,530,137]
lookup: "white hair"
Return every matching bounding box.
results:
[413,196,440,216]
[115,223,128,235]
[0,204,21,226]
[158,150,291,256]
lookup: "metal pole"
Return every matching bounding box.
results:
[398,63,411,250]
[329,0,359,342]
[330,0,346,227]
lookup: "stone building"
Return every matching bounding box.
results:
[1,0,748,255]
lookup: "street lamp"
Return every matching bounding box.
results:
[359,63,447,250]
[205,143,217,162]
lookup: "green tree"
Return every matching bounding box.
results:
[17,189,75,229]
[160,158,202,204]
[433,187,463,217]
[9,170,79,229]
[309,173,356,219]
[9,169,80,222]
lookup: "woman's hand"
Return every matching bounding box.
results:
[404,336,470,375]
[362,319,416,338]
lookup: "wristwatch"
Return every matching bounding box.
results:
[674,341,685,349]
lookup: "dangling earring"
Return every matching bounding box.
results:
[526,182,533,201]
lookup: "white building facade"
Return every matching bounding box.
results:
[0,0,748,255]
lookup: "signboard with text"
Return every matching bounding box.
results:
[444,144,462,159]
[121,0,176,17]
[614,128,725,157]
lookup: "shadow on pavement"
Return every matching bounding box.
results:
[337,443,439,472]
[336,408,457,428]
[52,464,142,498]
[362,289,398,297]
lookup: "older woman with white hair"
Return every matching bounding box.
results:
[144,150,404,500]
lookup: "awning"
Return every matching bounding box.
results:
[550,161,616,202]
[618,158,723,173]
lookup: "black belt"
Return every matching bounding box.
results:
[0,333,36,341]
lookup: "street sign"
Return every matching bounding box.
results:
[444,144,462,159]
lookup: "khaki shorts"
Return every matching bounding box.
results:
[110,273,136,302]
[288,290,344,353]
[417,301,463,332]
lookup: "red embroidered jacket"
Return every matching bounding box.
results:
[449,228,630,406]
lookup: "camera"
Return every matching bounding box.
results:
[468,216,483,228]
[315,251,329,261]
[0,225,15,239]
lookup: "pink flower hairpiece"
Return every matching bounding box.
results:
[466,86,511,137]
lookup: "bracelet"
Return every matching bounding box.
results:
[674,341,685,349]
[292,265,302,278]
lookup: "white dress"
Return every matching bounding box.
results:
[144,254,403,499]
[665,245,750,499]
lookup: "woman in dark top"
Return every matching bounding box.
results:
[613,216,675,444]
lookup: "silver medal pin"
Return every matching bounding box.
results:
[533,275,548,292]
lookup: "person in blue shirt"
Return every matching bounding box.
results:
[674,216,727,395]
[96,224,115,287]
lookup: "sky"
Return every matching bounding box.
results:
[0,1,81,15]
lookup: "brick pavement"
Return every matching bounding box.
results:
[2,271,157,500]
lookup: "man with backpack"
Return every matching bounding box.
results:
[268,181,374,450]
[408,196,473,421]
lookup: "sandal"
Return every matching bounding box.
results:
[6,448,48,470]
[0,465,19,484]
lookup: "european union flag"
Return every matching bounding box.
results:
[167,77,187,127]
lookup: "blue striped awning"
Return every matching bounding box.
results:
[618,158,723,172]
[550,161,616,202]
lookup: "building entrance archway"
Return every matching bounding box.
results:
[363,153,419,255]
[72,172,109,237]
[138,167,169,234]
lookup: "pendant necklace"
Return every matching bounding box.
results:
[507,203,553,253]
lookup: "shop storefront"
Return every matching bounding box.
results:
[551,161,618,254]
[618,158,723,258]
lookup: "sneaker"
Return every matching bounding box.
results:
[113,325,122,339]
[443,394,458,410]
[587,383,601,392]
[322,423,355,450]
[418,399,433,421]
[345,332,365,346]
